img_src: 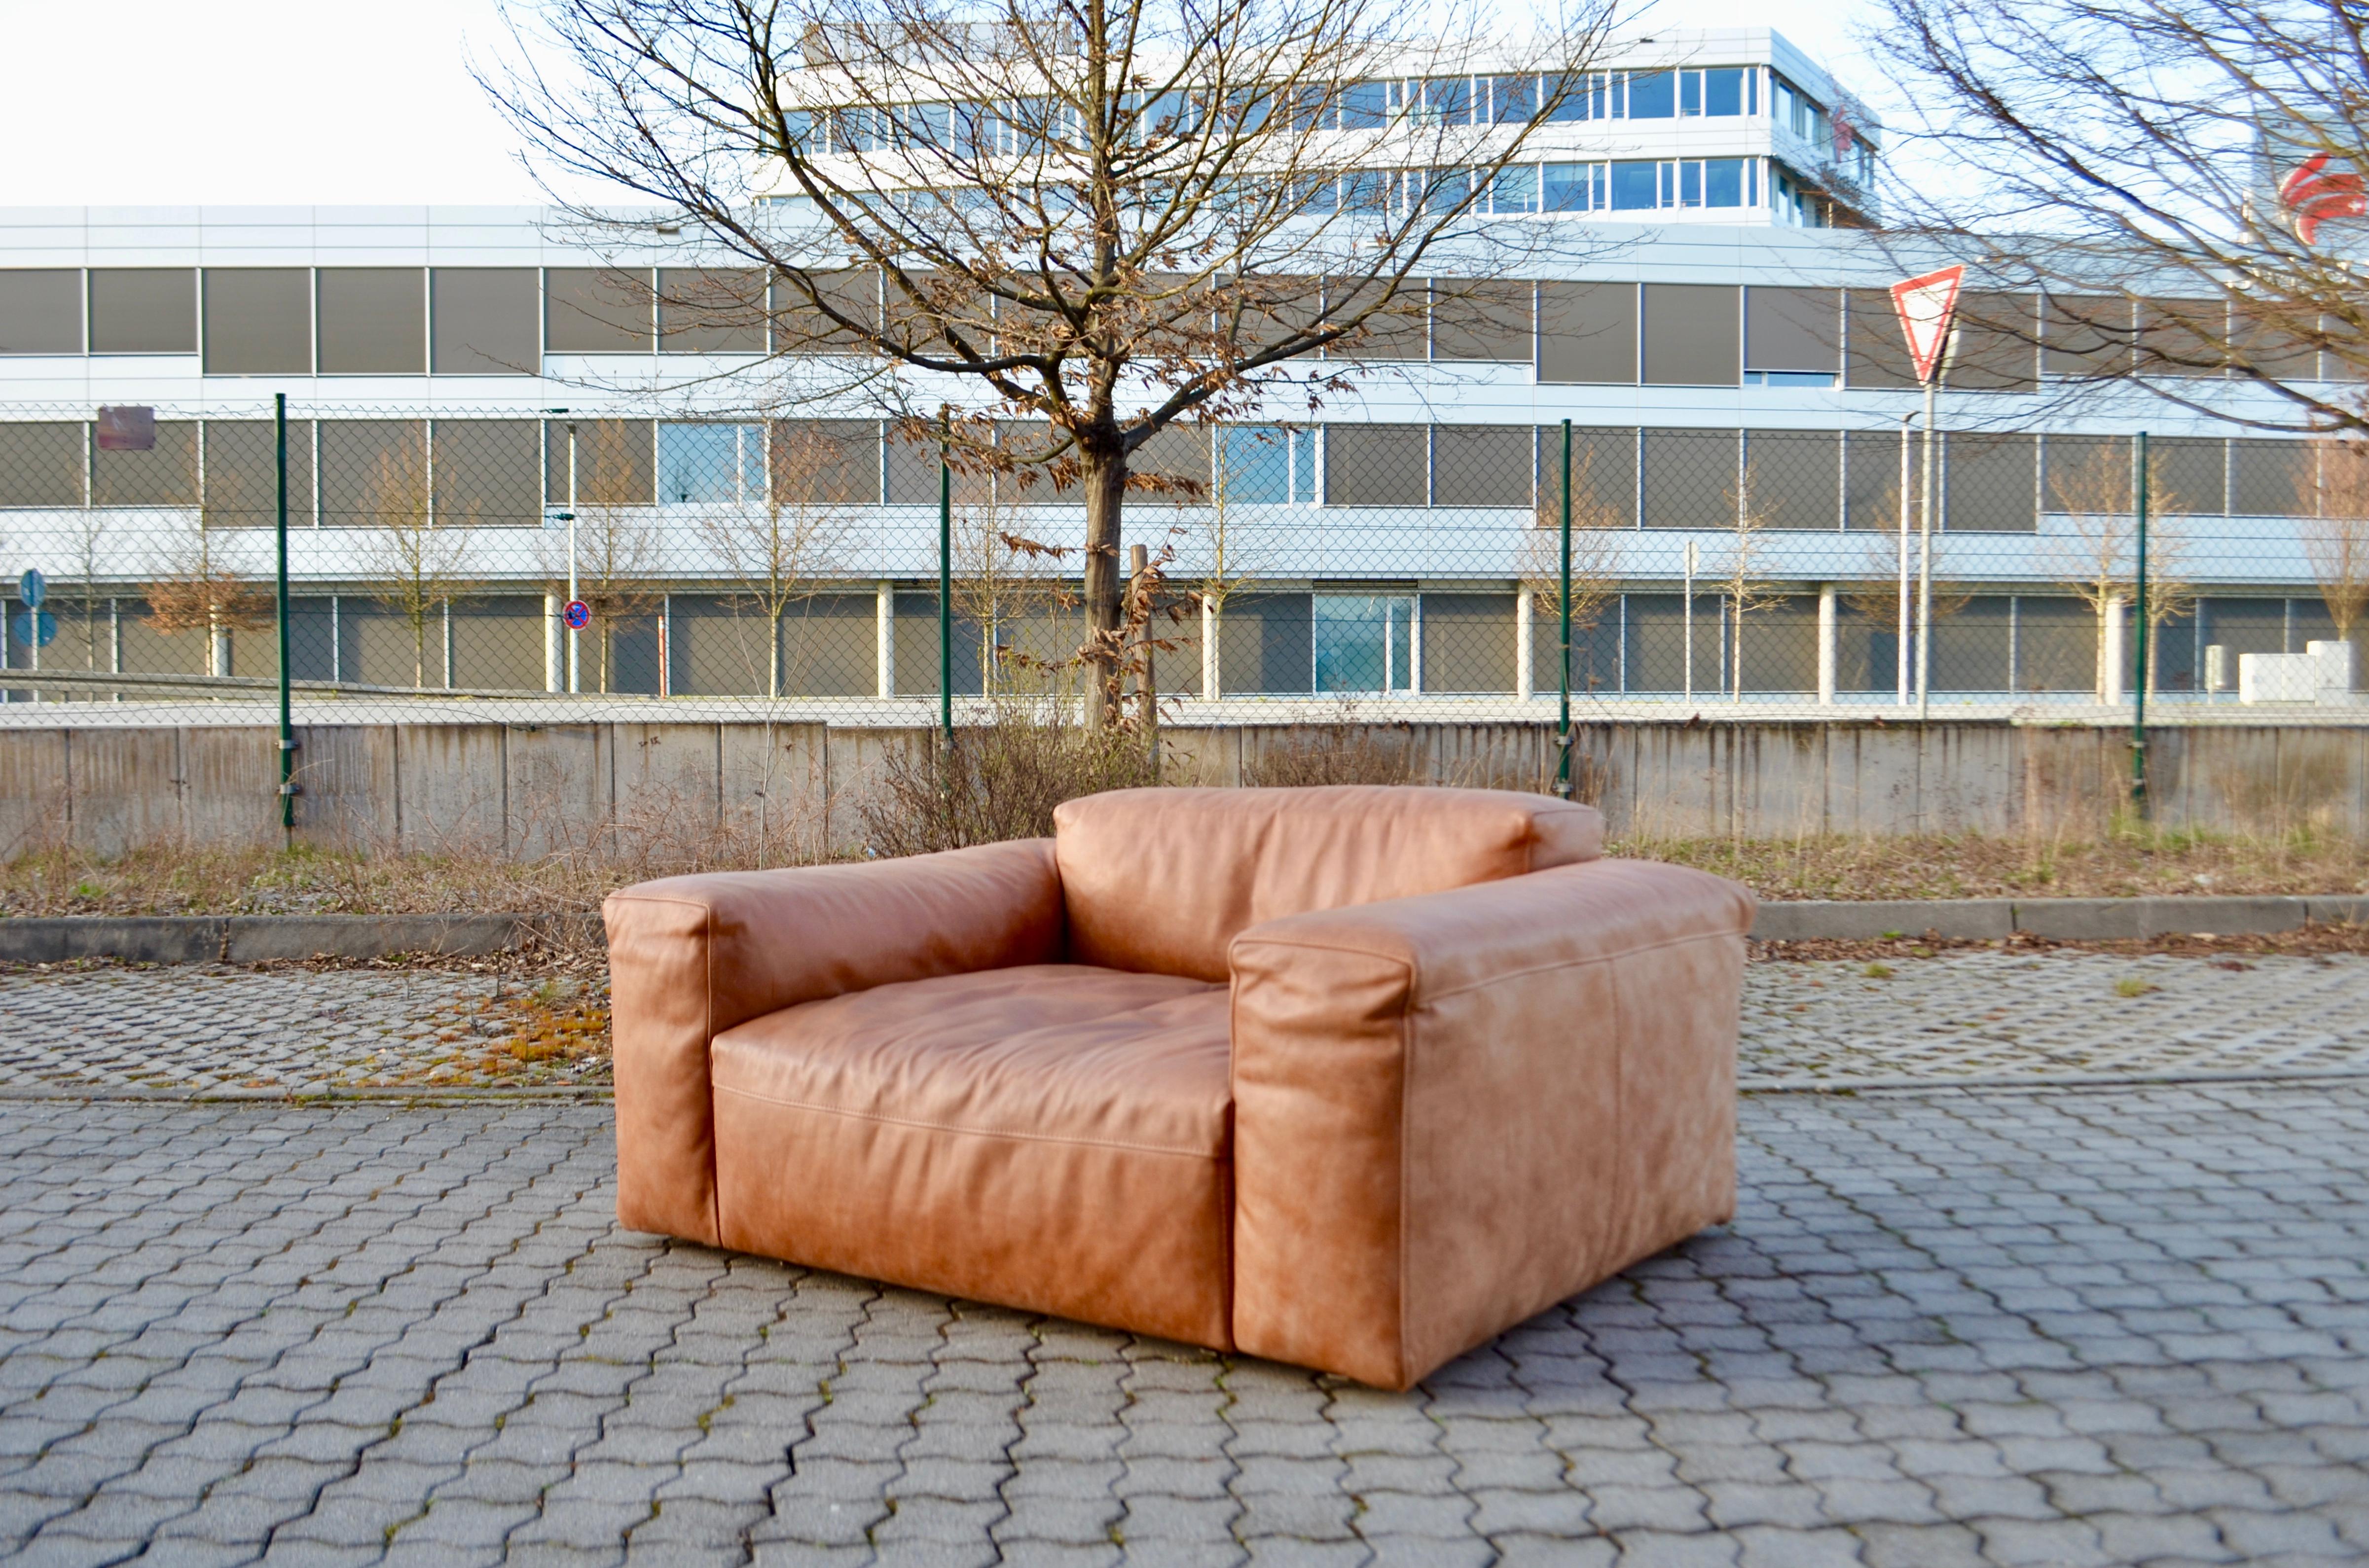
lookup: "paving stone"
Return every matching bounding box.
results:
[0,1072,2361,1567]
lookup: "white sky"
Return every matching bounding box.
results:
[0,0,1890,208]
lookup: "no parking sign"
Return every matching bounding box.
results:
[563,599,591,631]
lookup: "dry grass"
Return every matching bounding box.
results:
[14,821,2365,922]
[1623,825,2369,903]
[0,841,646,921]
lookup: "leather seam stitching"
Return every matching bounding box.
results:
[711,1084,1223,1158]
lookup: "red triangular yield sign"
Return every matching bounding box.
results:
[1890,265,1966,384]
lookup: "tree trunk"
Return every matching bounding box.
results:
[1080,443,1129,726]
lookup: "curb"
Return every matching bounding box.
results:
[0,895,2363,965]
[1746,894,2369,943]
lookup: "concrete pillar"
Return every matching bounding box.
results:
[1515,589,1534,702]
[2101,594,2126,706]
[1201,595,1219,700]
[875,581,896,699]
[1816,583,1837,707]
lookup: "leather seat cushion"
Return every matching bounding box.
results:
[709,964,1236,1348]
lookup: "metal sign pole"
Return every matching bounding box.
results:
[1896,413,1913,706]
[566,423,580,695]
[275,393,294,832]
[1917,340,1945,723]
[2132,430,2150,808]
[938,408,953,744]
[1557,419,1573,798]
[1682,540,1696,705]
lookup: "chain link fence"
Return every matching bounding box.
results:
[0,399,2362,726]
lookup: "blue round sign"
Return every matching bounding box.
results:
[11,610,56,649]
[18,569,43,610]
[563,599,591,631]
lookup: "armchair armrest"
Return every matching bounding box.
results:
[1228,858,1753,1389]
[603,839,1064,1242]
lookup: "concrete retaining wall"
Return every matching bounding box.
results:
[0,718,2364,859]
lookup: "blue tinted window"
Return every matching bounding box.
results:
[1704,68,1745,116]
[1680,72,1701,116]
[1424,77,1472,123]
[1343,171,1390,212]
[1340,80,1389,128]
[1543,163,1592,212]
[1217,428,1292,503]
[1705,158,1746,207]
[1491,75,1536,122]
[1543,73,1598,121]
[1610,161,1658,209]
[1314,595,1414,693]
[658,425,763,504]
[1626,71,1674,118]
[1292,429,1315,502]
[1294,176,1337,215]
[1425,170,1470,214]
[1679,161,1703,206]
[1488,165,1538,213]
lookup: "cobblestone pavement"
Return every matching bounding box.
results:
[1740,950,2369,1088]
[0,968,608,1095]
[5,949,2368,1096]
[2,1085,2365,1566]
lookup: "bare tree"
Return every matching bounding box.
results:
[144,518,270,679]
[2045,441,2193,699]
[487,0,1623,719]
[359,442,477,690]
[698,423,854,698]
[1870,0,2369,434]
[2301,439,2369,646]
[1519,445,1623,694]
[1713,465,1791,702]
[949,488,1080,697]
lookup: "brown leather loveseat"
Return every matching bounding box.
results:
[604,785,1754,1389]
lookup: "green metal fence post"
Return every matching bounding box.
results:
[938,408,953,744]
[274,392,294,833]
[1557,418,1573,799]
[2132,429,2150,809]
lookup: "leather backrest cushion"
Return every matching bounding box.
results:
[1053,785,1604,980]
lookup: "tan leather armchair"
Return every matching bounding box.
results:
[605,785,1754,1389]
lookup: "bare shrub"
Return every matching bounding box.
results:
[1240,727,1420,788]
[859,700,1159,856]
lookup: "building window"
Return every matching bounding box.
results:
[1487,165,1540,214]
[657,424,765,505]
[1626,70,1676,119]
[1488,74,1537,123]
[1600,159,1757,213]
[1772,74,1827,146]
[1314,595,1416,694]
[1214,426,1316,505]
[1704,67,1752,116]
[1610,161,1659,210]
[1542,162,1606,212]
[1544,72,1616,121]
